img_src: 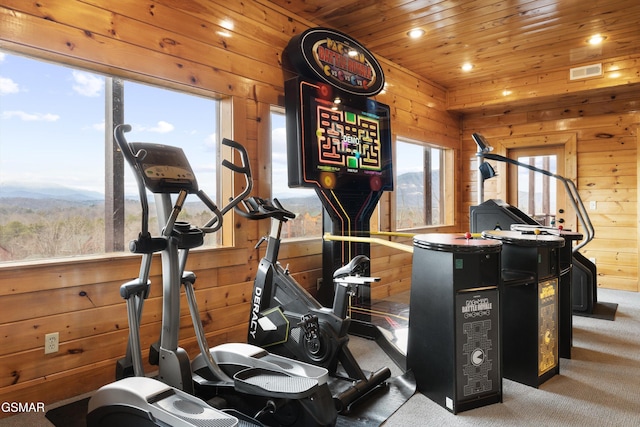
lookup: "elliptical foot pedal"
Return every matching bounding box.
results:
[87,376,238,427]
[234,367,318,399]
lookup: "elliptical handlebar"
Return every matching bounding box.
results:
[200,138,253,232]
[114,124,136,163]
[197,138,253,233]
[113,124,253,237]
[114,124,153,240]
[235,196,296,222]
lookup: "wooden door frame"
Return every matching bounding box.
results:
[487,132,578,230]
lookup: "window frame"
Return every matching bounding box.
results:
[0,51,236,265]
[393,136,454,231]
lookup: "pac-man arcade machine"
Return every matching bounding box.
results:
[283,28,393,322]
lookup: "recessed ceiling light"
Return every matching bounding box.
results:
[587,34,606,45]
[217,19,234,37]
[220,19,234,31]
[461,63,474,72]
[407,29,425,39]
[502,89,512,96]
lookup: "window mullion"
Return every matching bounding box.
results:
[104,77,125,252]
[424,147,433,225]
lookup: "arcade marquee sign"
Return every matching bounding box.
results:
[286,27,385,97]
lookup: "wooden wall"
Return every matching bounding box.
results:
[0,0,459,411]
[459,92,640,293]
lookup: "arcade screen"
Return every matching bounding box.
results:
[285,78,393,192]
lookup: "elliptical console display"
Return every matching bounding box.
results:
[125,142,198,194]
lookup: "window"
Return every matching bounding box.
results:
[270,108,323,239]
[511,153,559,227]
[120,80,221,247]
[0,51,222,263]
[395,138,450,229]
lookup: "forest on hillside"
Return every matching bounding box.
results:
[0,170,428,262]
[0,196,325,262]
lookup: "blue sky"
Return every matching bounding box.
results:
[1,50,425,201]
[0,51,220,197]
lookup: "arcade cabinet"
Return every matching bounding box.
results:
[408,233,503,413]
[483,230,564,387]
[277,27,415,421]
[284,28,392,332]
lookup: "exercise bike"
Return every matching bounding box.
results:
[236,196,391,412]
[88,124,337,427]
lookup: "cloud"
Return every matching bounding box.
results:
[0,76,19,94]
[1,110,60,122]
[272,126,286,147]
[148,120,174,133]
[0,52,5,62]
[271,126,287,163]
[204,133,217,150]
[71,70,104,97]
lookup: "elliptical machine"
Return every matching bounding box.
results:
[236,196,391,412]
[88,124,337,427]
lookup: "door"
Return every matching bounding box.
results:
[507,146,571,228]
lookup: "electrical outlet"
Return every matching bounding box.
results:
[45,332,59,354]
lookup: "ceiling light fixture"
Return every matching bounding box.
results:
[461,63,474,72]
[217,19,234,37]
[407,29,425,39]
[220,19,234,31]
[587,34,606,45]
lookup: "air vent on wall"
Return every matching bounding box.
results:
[569,63,603,80]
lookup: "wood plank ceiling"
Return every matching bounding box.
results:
[269,0,640,92]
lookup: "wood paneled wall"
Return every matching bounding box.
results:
[460,93,640,293]
[0,0,459,411]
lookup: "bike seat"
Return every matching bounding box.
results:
[333,255,370,278]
